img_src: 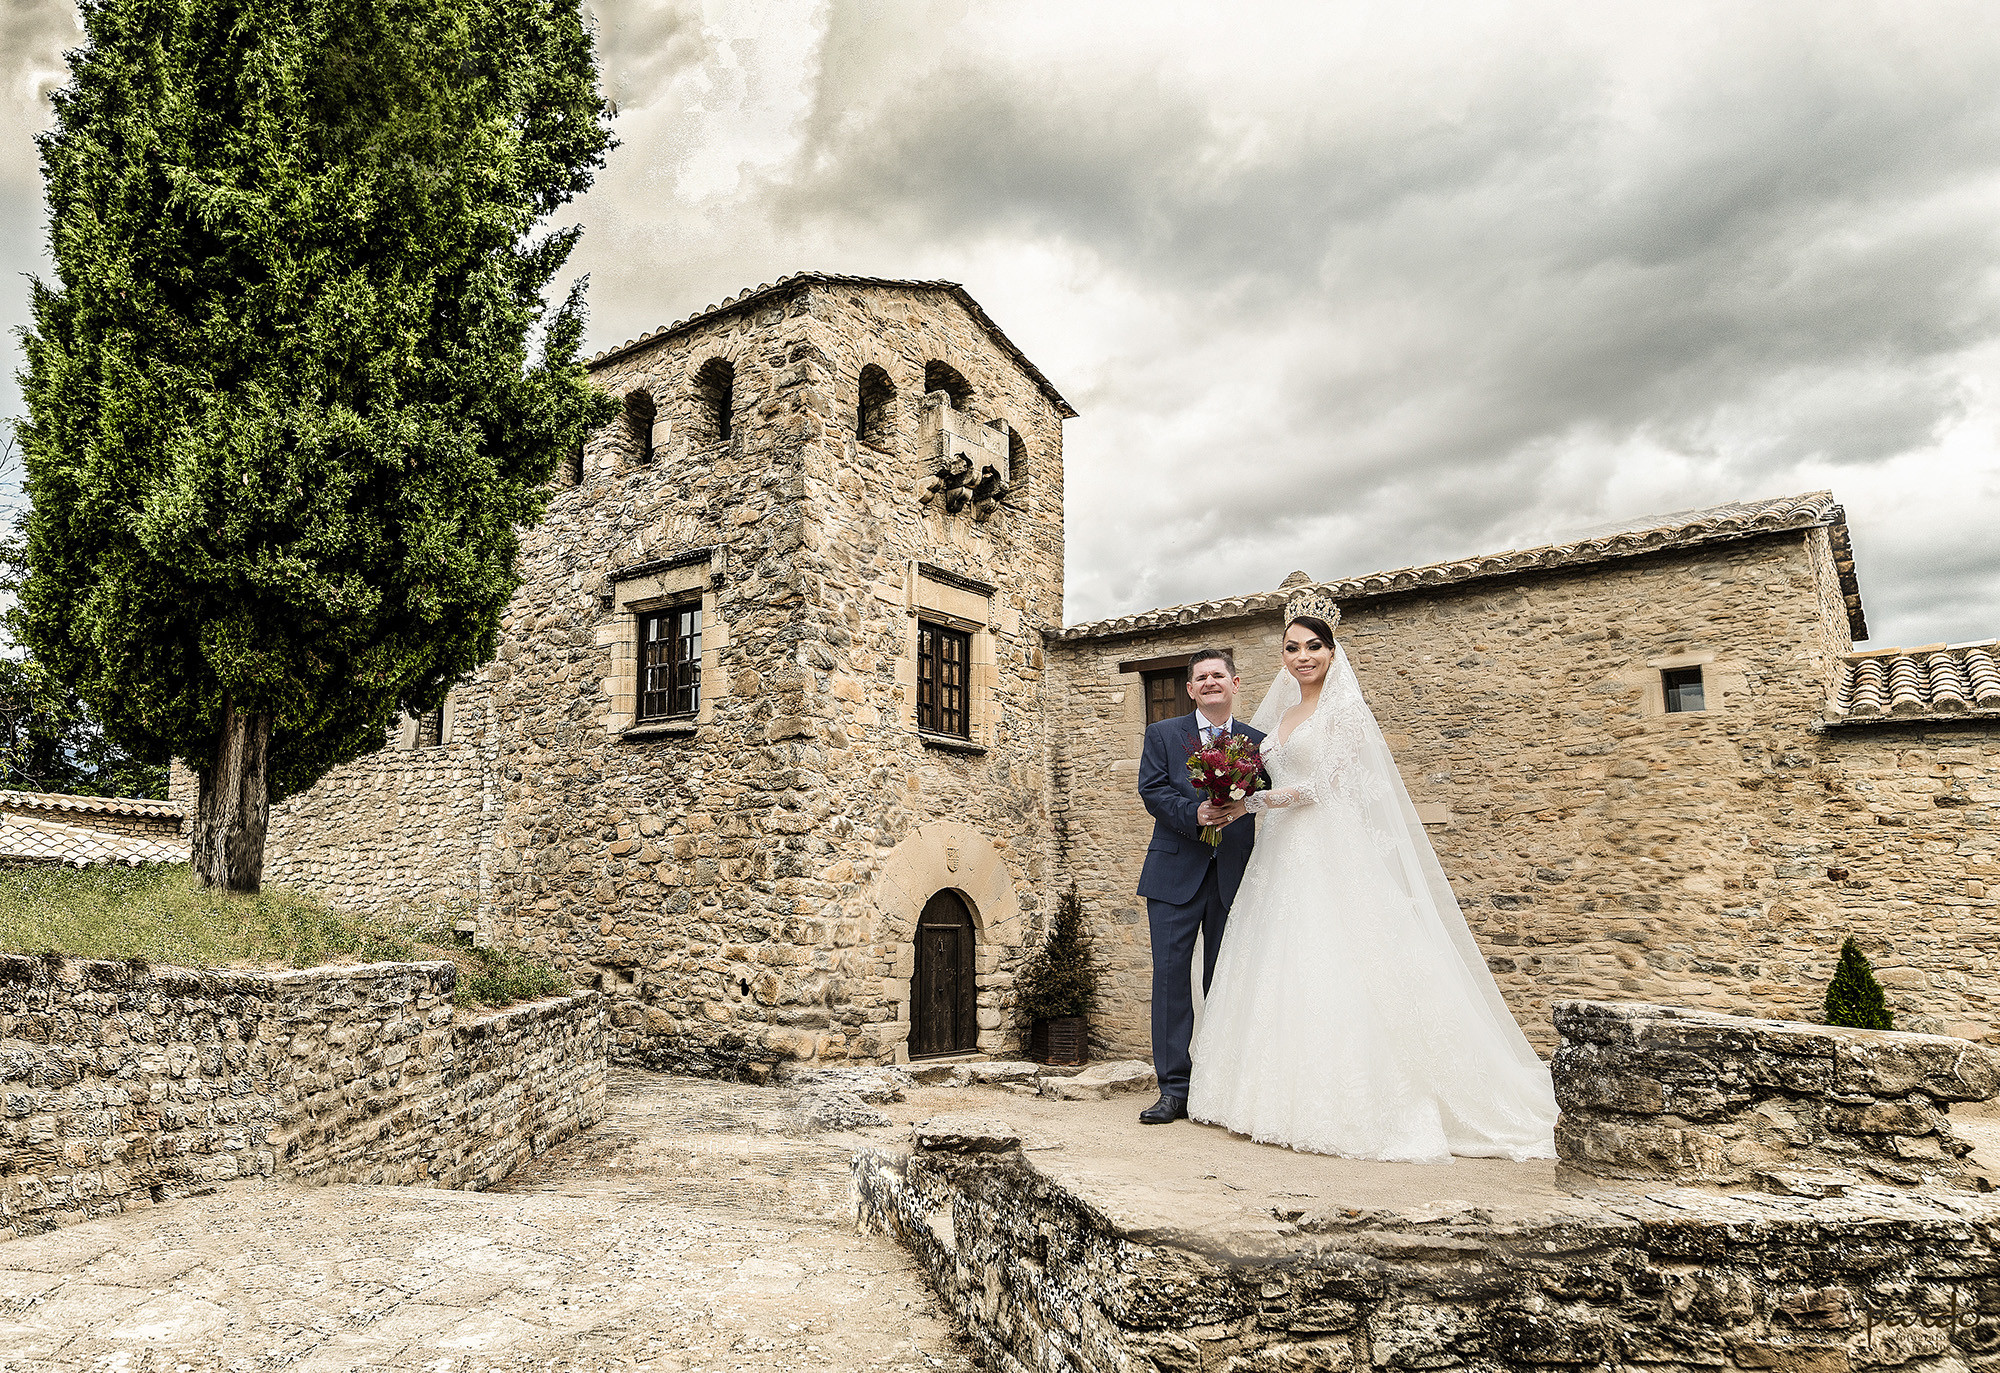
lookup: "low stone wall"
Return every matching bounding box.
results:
[856,1124,2000,1373]
[0,955,605,1239]
[1554,1000,2000,1189]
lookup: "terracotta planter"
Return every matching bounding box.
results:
[1028,1015,1089,1066]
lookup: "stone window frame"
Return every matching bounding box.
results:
[1119,653,1202,731]
[903,562,996,754]
[395,693,456,749]
[1641,649,1725,716]
[923,359,973,410]
[601,549,728,739]
[1662,665,1706,714]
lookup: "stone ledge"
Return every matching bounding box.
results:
[1553,999,2000,1189]
[619,720,698,742]
[855,1130,2000,1373]
[917,731,987,755]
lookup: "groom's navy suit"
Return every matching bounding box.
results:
[1137,710,1265,1099]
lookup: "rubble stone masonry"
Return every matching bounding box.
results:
[1553,1000,2000,1188]
[0,955,606,1240]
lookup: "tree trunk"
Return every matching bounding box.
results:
[193,701,271,893]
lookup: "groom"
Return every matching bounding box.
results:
[1134,647,1263,1124]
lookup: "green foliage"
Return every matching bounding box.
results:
[1015,885,1099,1023]
[17,0,619,802]
[1825,936,1894,1030]
[453,942,563,1008]
[0,653,166,798]
[0,522,164,798]
[0,861,566,1007]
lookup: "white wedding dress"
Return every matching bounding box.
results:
[1186,646,1557,1163]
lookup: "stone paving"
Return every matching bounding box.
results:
[0,1069,975,1371]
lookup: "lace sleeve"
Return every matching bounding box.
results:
[1244,780,1320,812]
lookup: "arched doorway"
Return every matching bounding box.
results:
[911,890,977,1057]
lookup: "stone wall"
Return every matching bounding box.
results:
[1051,531,2000,1059]
[173,685,499,921]
[0,955,605,1240]
[1554,1000,2000,1189]
[857,1126,2000,1373]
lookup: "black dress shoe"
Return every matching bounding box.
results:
[1139,1094,1188,1125]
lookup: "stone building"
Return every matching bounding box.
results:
[202,274,2000,1071]
[209,274,1076,1075]
[1050,494,2000,1056]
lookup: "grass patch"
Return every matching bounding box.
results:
[0,862,571,1009]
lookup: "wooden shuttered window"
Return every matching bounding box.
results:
[638,603,703,721]
[1142,667,1188,725]
[917,621,971,738]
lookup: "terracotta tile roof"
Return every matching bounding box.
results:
[584,273,1079,419]
[0,813,188,866]
[1828,641,2000,725]
[0,790,183,822]
[1053,492,1865,643]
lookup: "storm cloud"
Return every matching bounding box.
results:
[5,0,1997,644]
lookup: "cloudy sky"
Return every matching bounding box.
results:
[5,0,1999,645]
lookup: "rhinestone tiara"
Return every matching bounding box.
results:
[1283,586,1342,632]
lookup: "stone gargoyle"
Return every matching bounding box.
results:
[918,450,978,515]
[971,465,1010,523]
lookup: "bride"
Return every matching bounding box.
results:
[1186,608,1557,1163]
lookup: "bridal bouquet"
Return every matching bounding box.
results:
[1186,731,1265,845]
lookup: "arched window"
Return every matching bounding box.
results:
[563,439,584,486]
[1005,424,1026,485]
[625,390,656,465]
[923,360,972,410]
[857,364,896,447]
[694,358,734,444]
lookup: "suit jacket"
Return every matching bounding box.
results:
[1136,712,1267,908]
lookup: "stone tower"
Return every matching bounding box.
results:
[255,273,1076,1075]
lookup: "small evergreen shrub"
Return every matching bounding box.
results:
[1015,885,1098,1024]
[1824,936,1894,1030]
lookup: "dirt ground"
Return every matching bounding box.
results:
[0,1070,975,1372]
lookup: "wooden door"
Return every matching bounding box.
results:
[911,890,977,1057]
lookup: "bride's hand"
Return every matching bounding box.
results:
[1199,799,1248,827]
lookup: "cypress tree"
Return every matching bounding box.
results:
[1824,936,1894,1030]
[1016,885,1099,1023]
[18,0,617,889]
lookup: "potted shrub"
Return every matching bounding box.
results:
[1016,884,1097,1065]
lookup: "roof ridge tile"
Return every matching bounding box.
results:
[1056,492,1857,643]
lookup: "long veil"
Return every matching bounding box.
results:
[1247,647,1546,1072]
